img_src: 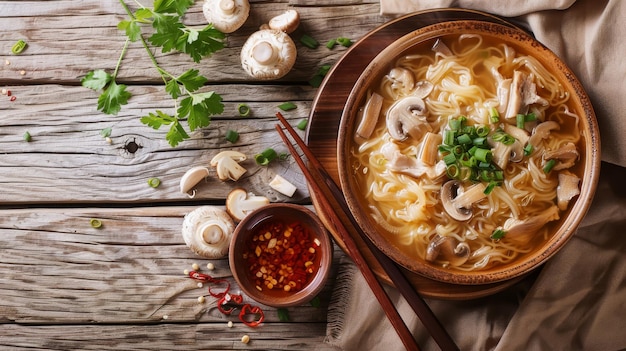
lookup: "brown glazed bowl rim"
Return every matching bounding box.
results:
[229,203,334,307]
[337,20,601,285]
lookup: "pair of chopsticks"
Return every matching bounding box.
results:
[275,113,459,351]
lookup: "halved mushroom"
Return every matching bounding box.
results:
[441,180,487,221]
[203,0,250,34]
[268,9,300,34]
[225,188,270,221]
[557,170,580,210]
[182,206,236,258]
[503,205,560,243]
[425,235,470,267]
[210,151,247,181]
[180,166,211,198]
[241,29,297,80]
[543,142,579,171]
[491,139,524,170]
[354,92,383,143]
[385,96,431,141]
[388,67,415,92]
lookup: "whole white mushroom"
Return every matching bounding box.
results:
[182,206,235,259]
[241,29,297,80]
[203,0,250,33]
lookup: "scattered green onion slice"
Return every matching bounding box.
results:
[23,131,32,142]
[491,228,506,240]
[524,144,534,156]
[237,103,250,117]
[90,218,103,229]
[147,177,161,188]
[543,159,557,173]
[300,34,319,49]
[516,114,526,129]
[277,102,297,111]
[225,129,239,143]
[11,40,27,54]
[255,148,278,166]
[277,308,290,322]
[325,39,337,49]
[296,119,308,131]
[337,37,353,47]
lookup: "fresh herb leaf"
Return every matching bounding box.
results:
[177,69,208,93]
[100,127,113,138]
[97,81,131,115]
[153,0,193,15]
[277,308,290,322]
[175,25,225,63]
[309,296,321,308]
[118,20,142,42]
[165,122,190,147]
[81,70,111,91]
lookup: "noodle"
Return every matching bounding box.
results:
[350,34,582,271]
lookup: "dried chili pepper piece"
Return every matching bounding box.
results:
[208,278,231,298]
[188,271,215,282]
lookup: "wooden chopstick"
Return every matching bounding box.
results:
[275,112,460,351]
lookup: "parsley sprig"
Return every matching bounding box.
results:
[81,0,226,147]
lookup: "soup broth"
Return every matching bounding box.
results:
[350,34,583,271]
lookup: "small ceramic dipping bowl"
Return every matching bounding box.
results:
[229,203,333,307]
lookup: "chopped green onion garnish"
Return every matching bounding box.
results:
[90,218,103,229]
[443,153,457,165]
[474,148,492,163]
[516,114,526,129]
[489,107,500,123]
[296,119,308,131]
[446,164,460,178]
[225,129,239,143]
[337,37,353,47]
[147,177,161,188]
[484,181,498,195]
[300,34,319,49]
[543,159,557,173]
[23,131,32,142]
[524,144,534,156]
[491,228,506,240]
[326,39,337,49]
[278,102,297,111]
[457,133,472,145]
[443,130,456,145]
[475,125,490,137]
[237,103,250,117]
[11,39,27,54]
[525,112,537,122]
[255,148,278,166]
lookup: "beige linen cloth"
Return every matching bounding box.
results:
[324,1,626,350]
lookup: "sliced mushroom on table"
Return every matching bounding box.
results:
[225,188,270,222]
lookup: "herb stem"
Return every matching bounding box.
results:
[113,38,130,79]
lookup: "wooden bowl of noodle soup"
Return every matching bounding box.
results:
[337,20,600,285]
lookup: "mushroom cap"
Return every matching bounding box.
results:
[241,29,297,80]
[268,9,300,34]
[203,0,250,33]
[182,206,236,258]
[385,96,431,141]
[225,188,270,222]
[441,180,472,221]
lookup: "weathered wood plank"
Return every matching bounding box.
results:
[0,84,316,205]
[0,323,339,351]
[0,206,340,324]
[0,0,382,84]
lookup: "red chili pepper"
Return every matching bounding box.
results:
[208,278,231,298]
[217,294,236,315]
[188,271,214,282]
[10,96,16,101]
[239,304,264,327]
[6,90,11,96]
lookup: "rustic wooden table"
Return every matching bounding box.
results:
[0,1,385,349]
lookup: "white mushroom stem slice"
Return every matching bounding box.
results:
[386,96,431,141]
[388,67,415,92]
[269,174,297,197]
[413,80,434,99]
[384,143,446,180]
[355,92,383,143]
[503,205,560,243]
[417,132,442,166]
[268,9,300,34]
[441,180,486,221]
[241,29,297,80]
[504,70,525,120]
[496,78,512,114]
[180,166,211,197]
[225,188,270,222]
[425,235,470,267]
[182,206,235,259]
[557,170,580,211]
[203,0,250,33]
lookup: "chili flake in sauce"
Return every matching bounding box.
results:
[243,220,321,294]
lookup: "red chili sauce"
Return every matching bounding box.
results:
[242,219,321,296]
